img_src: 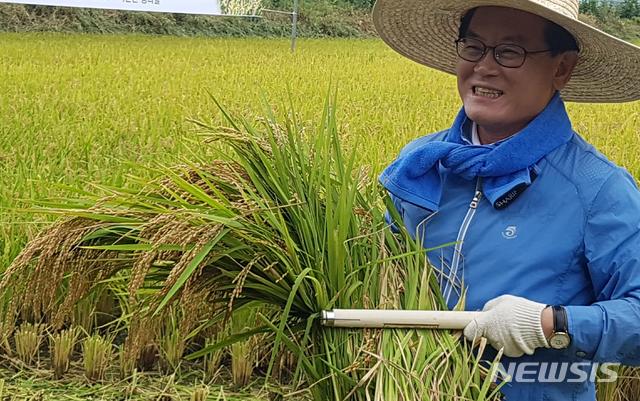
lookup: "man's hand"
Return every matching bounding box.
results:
[463,294,550,357]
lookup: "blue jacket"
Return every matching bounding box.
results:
[381,110,640,400]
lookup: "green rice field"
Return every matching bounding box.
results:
[0,33,639,400]
[1,34,639,265]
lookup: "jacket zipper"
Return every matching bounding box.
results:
[443,178,483,305]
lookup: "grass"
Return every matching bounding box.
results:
[2,33,638,268]
[0,32,639,399]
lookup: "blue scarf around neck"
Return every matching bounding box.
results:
[379,92,574,211]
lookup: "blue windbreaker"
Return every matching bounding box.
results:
[380,104,640,400]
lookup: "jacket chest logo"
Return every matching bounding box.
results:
[502,226,518,239]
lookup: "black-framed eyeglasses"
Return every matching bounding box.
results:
[455,37,553,68]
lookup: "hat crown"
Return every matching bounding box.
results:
[534,0,579,19]
[372,0,640,103]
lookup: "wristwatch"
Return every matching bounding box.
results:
[547,305,571,350]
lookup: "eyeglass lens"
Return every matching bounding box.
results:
[457,38,527,68]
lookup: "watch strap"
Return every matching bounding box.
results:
[552,305,568,334]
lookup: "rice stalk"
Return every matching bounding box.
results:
[618,367,640,401]
[2,94,503,400]
[73,297,95,335]
[203,330,226,381]
[190,385,210,401]
[14,323,43,366]
[117,314,157,374]
[157,307,186,374]
[82,334,113,382]
[118,344,136,380]
[49,327,79,379]
[0,323,11,356]
[230,306,261,387]
[596,366,640,401]
[270,346,297,384]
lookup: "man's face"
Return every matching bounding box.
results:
[455,7,571,140]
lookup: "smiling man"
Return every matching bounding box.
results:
[456,7,579,144]
[374,1,640,400]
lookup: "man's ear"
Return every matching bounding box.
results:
[553,51,579,91]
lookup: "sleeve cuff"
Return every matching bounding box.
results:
[565,305,604,360]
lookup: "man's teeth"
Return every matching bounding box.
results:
[474,87,503,98]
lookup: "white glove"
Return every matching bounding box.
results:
[463,294,550,357]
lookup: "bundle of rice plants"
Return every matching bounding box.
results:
[230,306,261,387]
[50,326,79,379]
[1,95,502,400]
[83,334,113,381]
[14,322,43,366]
[158,307,186,374]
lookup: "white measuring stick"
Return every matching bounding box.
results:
[321,309,483,329]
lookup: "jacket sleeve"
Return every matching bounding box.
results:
[565,168,640,365]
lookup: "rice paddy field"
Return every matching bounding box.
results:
[0,33,639,400]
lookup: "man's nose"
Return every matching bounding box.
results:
[473,49,501,75]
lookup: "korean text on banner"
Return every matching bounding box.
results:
[0,0,222,15]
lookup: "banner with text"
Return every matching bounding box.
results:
[1,0,224,15]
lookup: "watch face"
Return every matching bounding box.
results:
[549,332,571,349]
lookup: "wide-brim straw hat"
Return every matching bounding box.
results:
[372,0,640,103]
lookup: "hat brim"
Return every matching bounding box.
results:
[373,0,640,103]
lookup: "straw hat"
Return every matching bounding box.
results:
[372,0,640,103]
